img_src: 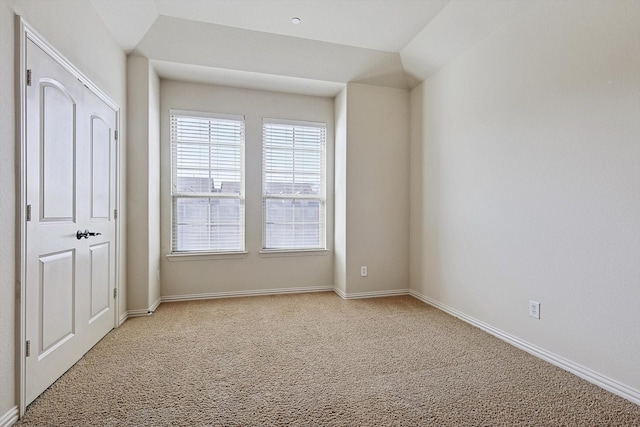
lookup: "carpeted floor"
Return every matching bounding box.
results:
[17,292,640,426]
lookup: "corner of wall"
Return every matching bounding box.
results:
[0,0,16,419]
[408,82,425,294]
[125,55,152,311]
[147,64,161,307]
[333,88,347,293]
[342,83,410,295]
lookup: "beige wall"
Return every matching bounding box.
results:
[159,81,335,297]
[410,0,640,395]
[126,56,161,313]
[1,0,126,418]
[341,83,410,296]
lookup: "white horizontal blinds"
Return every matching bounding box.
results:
[263,119,326,250]
[171,111,245,252]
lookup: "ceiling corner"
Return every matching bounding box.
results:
[90,0,160,53]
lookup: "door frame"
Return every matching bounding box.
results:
[15,17,122,416]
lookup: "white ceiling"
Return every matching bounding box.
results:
[90,0,449,53]
[89,0,531,96]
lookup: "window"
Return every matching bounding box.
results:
[262,119,326,250]
[171,110,245,253]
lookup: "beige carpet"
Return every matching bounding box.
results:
[18,292,640,426]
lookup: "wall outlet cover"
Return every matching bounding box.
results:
[529,300,540,319]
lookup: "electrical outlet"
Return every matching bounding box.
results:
[360,266,368,277]
[529,300,540,319]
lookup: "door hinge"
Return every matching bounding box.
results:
[114,209,118,219]
[113,288,117,299]
[26,340,31,357]
[26,204,32,221]
[26,69,32,86]
[114,130,118,141]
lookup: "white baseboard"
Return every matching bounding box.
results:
[118,311,128,326]
[127,297,163,318]
[127,308,152,317]
[149,297,161,313]
[333,287,347,299]
[161,285,334,303]
[0,406,18,427]
[333,288,410,299]
[409,290,640,406]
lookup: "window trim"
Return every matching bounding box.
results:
[170,109,246,255]
[166,251,249,262]
[259,248,330,258]
[261,118,327,251]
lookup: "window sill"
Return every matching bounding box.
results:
[166,251,248,262]
[259,249,330,258]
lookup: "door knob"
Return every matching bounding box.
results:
[76,229,102,240]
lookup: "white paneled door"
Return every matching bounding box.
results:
[25,39,117,405]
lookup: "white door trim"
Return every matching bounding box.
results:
[15,16,122,416]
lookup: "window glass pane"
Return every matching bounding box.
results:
[174,197,243,252]
[264,198,322,249]
[262,120,326,250]
[171,112,244,252]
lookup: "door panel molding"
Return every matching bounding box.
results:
[16,17,122,416]
[90,115,112,220]
[89,242,110,321]
[39,249,76,355]
[39,80,77,222]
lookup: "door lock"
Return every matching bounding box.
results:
[76,229,102,240]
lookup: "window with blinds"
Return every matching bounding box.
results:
[262,119,326,250]
[171,110,245,253]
